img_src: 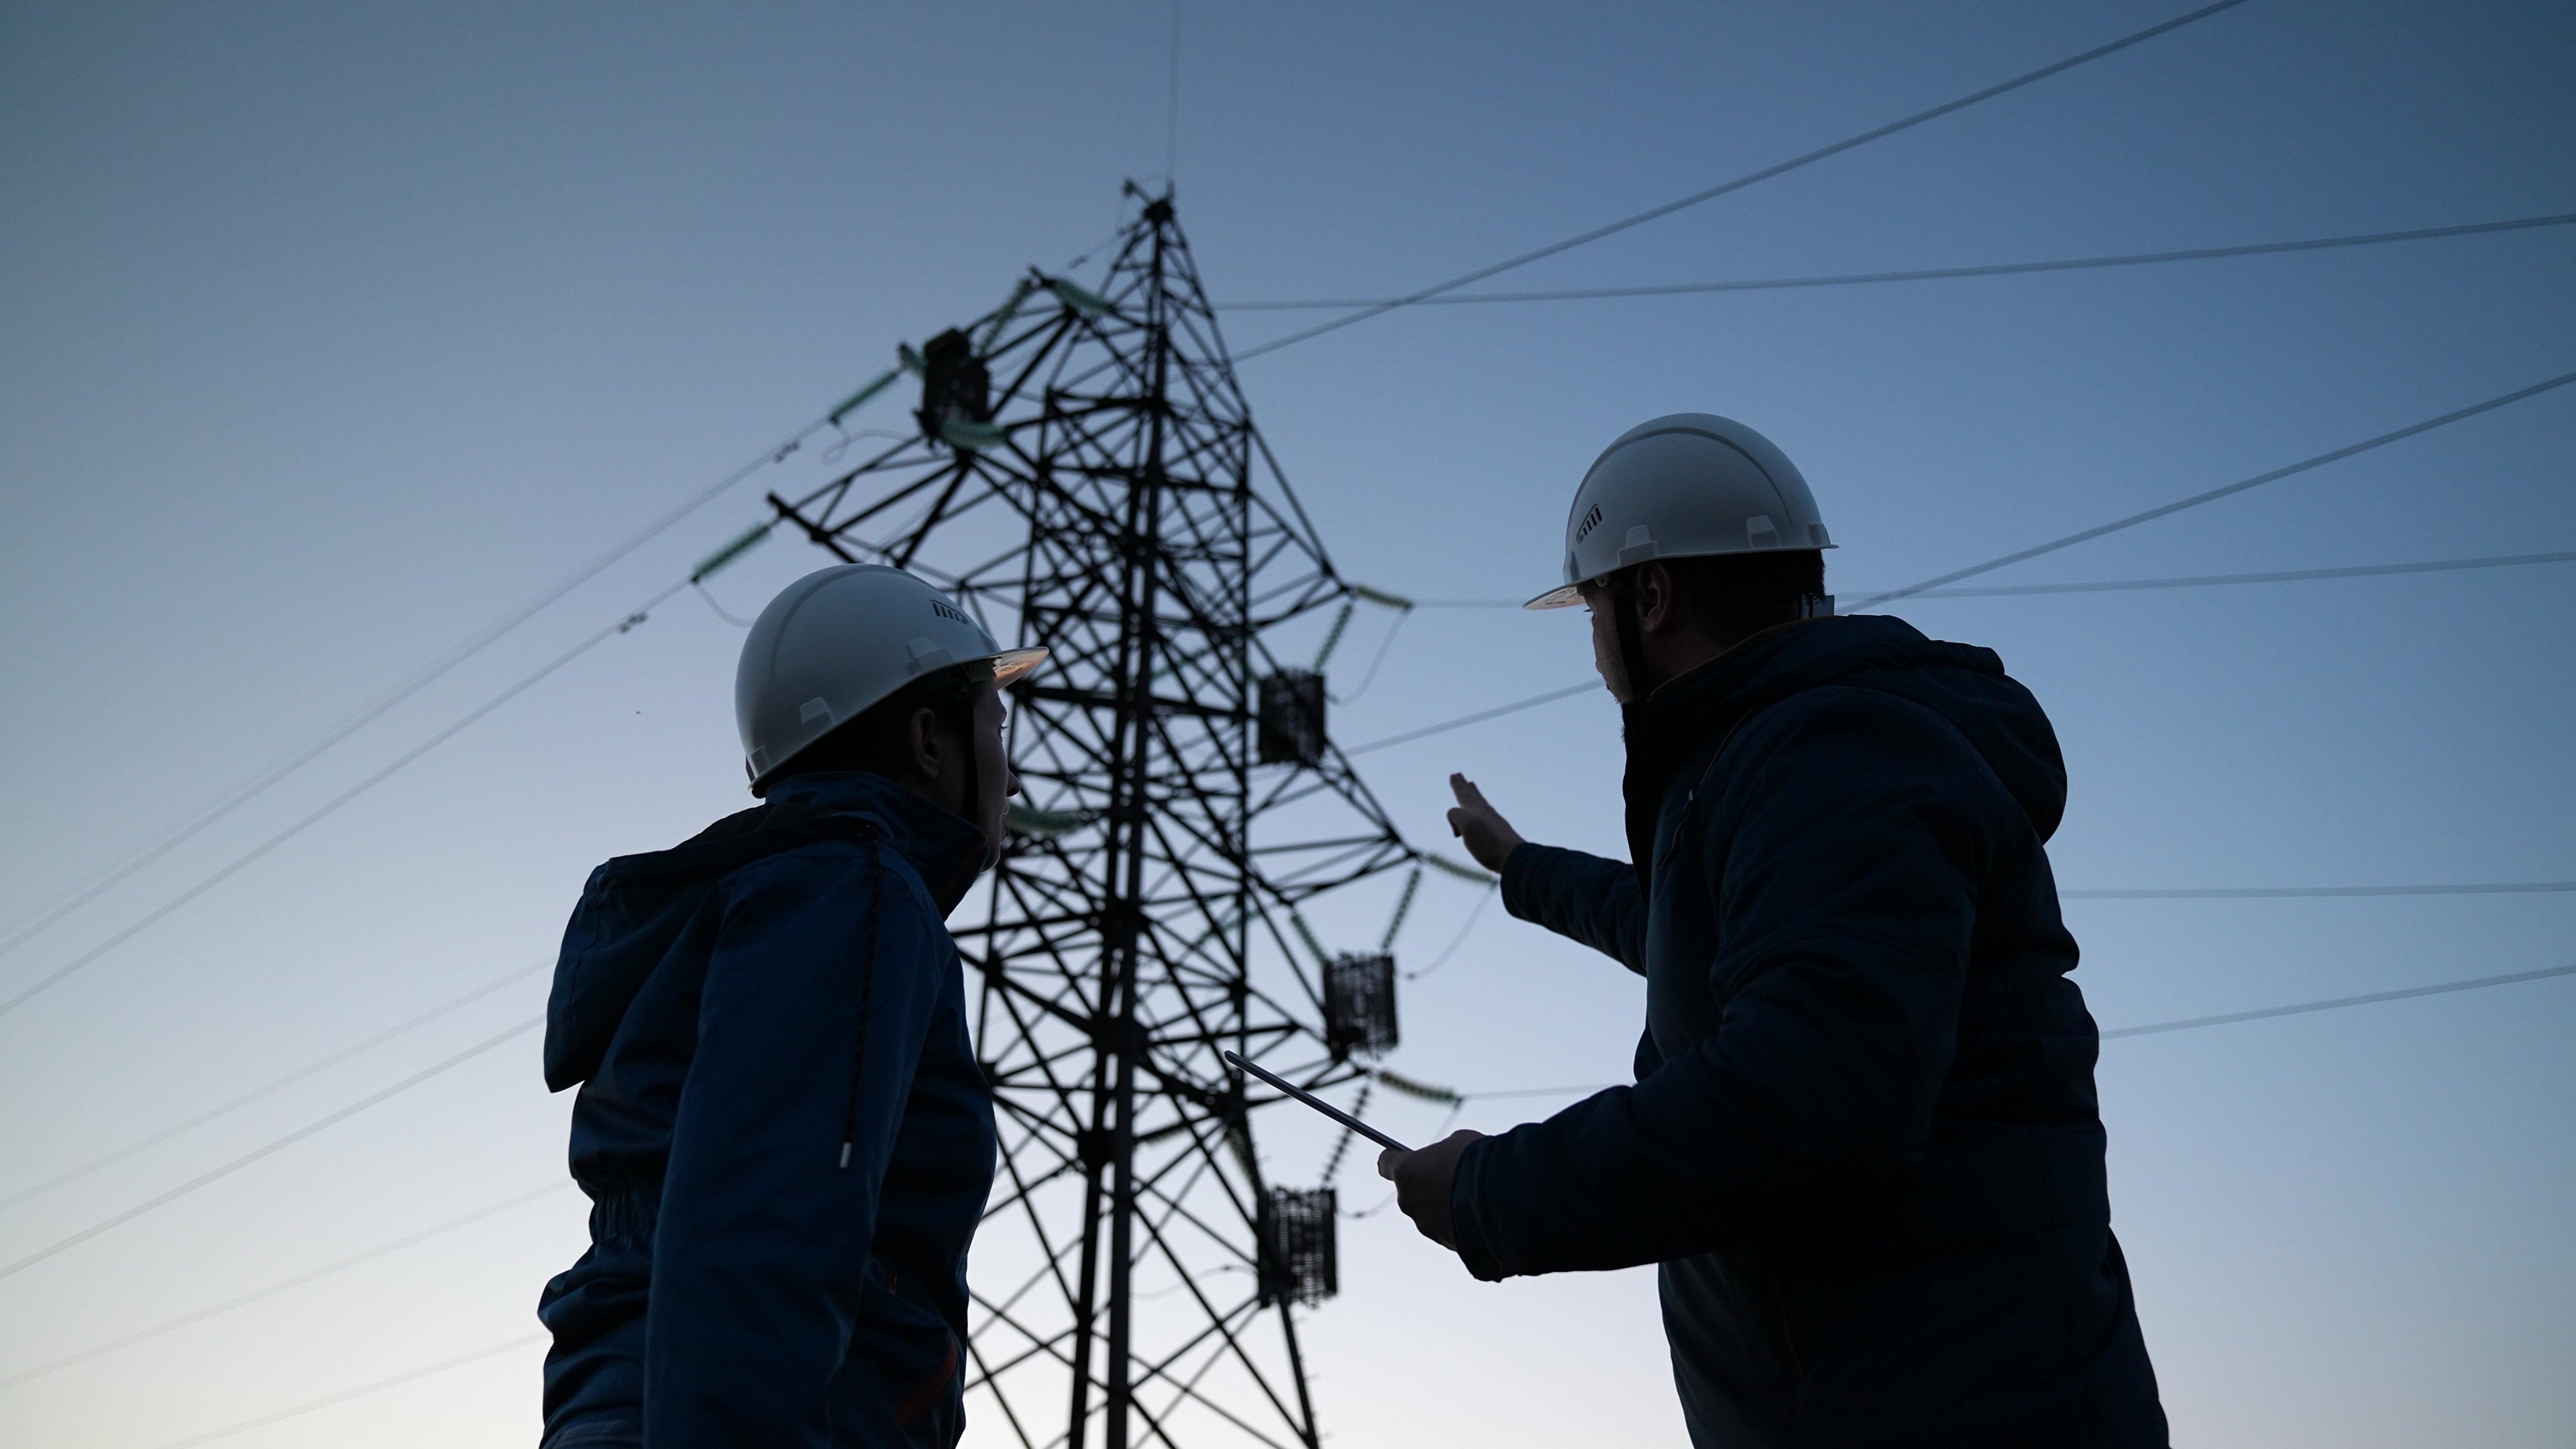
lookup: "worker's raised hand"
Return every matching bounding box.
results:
[1446,773,1527,875]
[1377,1129,1485,1251]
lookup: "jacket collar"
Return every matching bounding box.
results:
[1619,622,1802,895]
[758,771,989,913]
[1619,615,1953,898]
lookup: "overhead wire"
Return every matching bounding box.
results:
[1329,608,1411,704]
[0,577,690,1019]
[1344,681,1598,755]
[1849,368,2576,607]
[1350,539,2576,757]
[99,963,2573,1442]
[2065,881,2575,899]
[0,417,836,969]
[0,1016,539,1281]
[1221,211,2576,311]
[0,1181,572,1391]
[1356,376,2576,754]
[1377,963,2576,1108]
[0,959,546,1213]
[2098,961,2576,1038]
[144,1332,549,1449]
[1403,885,1495,981]
[1230,0,2254,361]
[1893,549,2576,598]
[1406,547,2576,607]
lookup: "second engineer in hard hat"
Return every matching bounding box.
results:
[1377,416,2167,1446]
[533,566,1042,1448]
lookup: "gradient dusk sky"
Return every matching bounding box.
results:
[3,3,2571,1446]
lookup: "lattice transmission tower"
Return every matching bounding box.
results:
[769,189,1415,1449]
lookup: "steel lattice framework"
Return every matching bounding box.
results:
[770,191,1410,1449]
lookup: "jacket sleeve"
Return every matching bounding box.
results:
[1501,843,1648,975]
[1450,691,2001,1279]
[645,843,949,1447]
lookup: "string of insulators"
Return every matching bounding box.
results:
[1350,583,1415,610]
[826,369,902,427]
[1424,852,1497,886]
[1372,1068,1463,1106]
[1319,1079,1373,1186]
[1049,277,1113,317]
[1004,801,1086,839]
[941,419,1006,453]
[690,523,772,584]
[976,279,1038,353]
[1312,601,1356,670]
[1289,912,1330,969]
[1379,865,1423,951]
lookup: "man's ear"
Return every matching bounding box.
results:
[905,704,946,784]
[1632,560,1677,635]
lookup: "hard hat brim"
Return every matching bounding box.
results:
[1523,583,1585,610]
[989,647,1049,686]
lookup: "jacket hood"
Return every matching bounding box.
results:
[1622,614,2067,888]
[542,770,987,1091]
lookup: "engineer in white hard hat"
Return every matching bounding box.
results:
[533,564,1042,1449]
[1377,415,2167,1446]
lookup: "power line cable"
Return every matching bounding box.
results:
[1164,0,1182,183]
[0,1181,570,1391]
[0,421,833,968]
[1344,681,1598,755]
[1849,369,2576,607]
[1408,547,2576,607]
[1222,212,2576,310]
[0,580,687,1020]
[1395,963,2576,1105]
[0,1016,539,1282]
[2100,961,2576,1038]
[1231,0,2253,362]
[0,961,545,1213]
[56,967,2565,1433]
[144,1332,549,1449]
[1404,885,1497,981]
[2065,881,2575,899]
[1898,549,2576,598]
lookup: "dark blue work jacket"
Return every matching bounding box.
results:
[1451,614,2166,1448]
[536,771,997,1448]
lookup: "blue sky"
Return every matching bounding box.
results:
[2,2,2571,1446]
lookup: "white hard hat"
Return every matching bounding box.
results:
[736,564,1046,790]
[1525,413,1833,610]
